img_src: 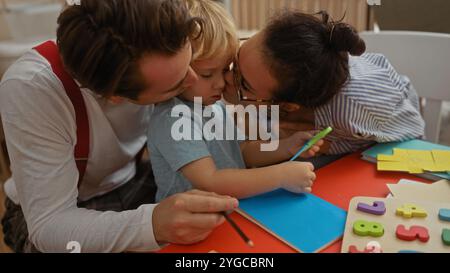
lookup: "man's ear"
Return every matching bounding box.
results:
[279,102,301,113]
[109,96,125,104]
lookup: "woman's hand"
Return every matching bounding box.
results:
[279,120,316,139]
[282,131,323,159]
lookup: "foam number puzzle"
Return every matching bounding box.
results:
[439,209,450,222]
[348,241,383,253]
[443,229,450,246]
[342,197,450,253]
[387,180,450,203]
[396,204,427,218]
[353,220,384,237]
[396,225,430,242]
[377,148,450,174]
[357,201,386,215]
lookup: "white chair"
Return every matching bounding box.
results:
[0,0,61,76]
[359,31,450,143]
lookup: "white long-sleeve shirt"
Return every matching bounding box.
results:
[0,49,159,252]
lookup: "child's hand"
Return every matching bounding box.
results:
[277,161,316,193]
[284,131,324,159]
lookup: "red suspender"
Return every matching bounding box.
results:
[33,41,89,187]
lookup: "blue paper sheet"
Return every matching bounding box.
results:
[239,190,347,253]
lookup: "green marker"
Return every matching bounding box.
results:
[289,126,333,161]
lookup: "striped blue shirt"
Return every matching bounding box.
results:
[315,53,425,154]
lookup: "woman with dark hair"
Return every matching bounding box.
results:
[224,11,425,155]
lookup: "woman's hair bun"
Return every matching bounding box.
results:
[317,10,366,56]
[329,22,366,56]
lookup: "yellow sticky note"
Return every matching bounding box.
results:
[377,161,409,172]
[378,148,450,174]
[406,150,435,172]
[431,150,450,171]
[377,149,408,161]
[405,165,425,174]
[377,154,400,161]
[393,148,409,159]
[406,150,434,163]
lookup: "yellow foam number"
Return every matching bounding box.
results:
[396,204,427,218]
[353,220,384,237]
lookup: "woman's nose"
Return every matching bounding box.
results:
[222,71,240,104]
[224,70,234,86]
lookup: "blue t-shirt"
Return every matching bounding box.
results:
[147,97,246,202]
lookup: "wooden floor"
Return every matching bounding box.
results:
[0,178,12,253]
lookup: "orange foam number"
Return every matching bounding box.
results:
[396,225,430,242]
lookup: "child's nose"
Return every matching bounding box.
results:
[214,75,226,92]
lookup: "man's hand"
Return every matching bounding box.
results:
[152,190,238,245]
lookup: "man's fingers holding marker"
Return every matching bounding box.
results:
[181,194,239,213]
[187,212,225,229]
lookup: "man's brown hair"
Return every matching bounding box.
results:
[57,0,201,99]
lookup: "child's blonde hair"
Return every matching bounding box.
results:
[186,0,238,61]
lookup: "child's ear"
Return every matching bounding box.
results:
[109,96,125,104]
[279,102,301,113]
